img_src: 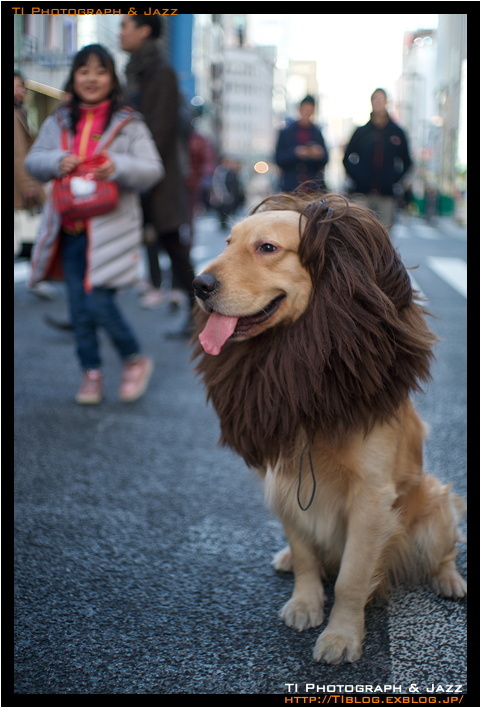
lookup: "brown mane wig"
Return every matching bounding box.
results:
[192,192,437,470]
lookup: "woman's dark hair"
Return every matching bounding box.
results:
[63,44,124,133]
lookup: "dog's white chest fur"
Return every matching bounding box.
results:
[264,462,347,570]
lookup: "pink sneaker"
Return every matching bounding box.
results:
[76,369,103,405]
[119,356,153,402]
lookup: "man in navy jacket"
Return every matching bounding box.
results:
[343,88,412,230]
[275,95,329,193]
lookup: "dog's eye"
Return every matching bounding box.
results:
[257,243,278,254]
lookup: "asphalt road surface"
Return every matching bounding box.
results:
[13,211,470,702]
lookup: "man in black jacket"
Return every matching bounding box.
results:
[343,88,412,230]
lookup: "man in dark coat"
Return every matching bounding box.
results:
[275,94,329,193]
[343,88,413,230]
[120,15,196,332]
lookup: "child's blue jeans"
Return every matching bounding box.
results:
[61,231,140,371]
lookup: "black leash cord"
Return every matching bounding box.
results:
[297,444,317,511]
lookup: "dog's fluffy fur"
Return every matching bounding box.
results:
[191,192,466,664]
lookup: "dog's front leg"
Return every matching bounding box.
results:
[313,485,398,664]
[279,521,325,631]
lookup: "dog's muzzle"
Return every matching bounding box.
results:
[193,273,219,302]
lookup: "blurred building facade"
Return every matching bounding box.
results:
[398,29,438,214]
[221,45,275,163]
[398,14,467,220]
[14,13,78,133]
[435,13,467,221]
[285,60,319,114]
[191,12,277,188]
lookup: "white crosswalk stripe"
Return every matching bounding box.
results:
[393,221,439,240]
[14,260,31,283]
[408,258,467,301]
[412,223,440,239]
[408,273,426,301]
[392,223,409,239]
[427,257,467,298]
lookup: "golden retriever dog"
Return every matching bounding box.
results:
[191,192,466,664]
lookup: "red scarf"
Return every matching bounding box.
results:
[62,100,111,232]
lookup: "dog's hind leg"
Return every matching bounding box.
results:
[431,491,466,598]
[279,523,325,631]
[406,478,466,599]
[432,547,467,598]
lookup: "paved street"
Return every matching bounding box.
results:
[13,210,468,700]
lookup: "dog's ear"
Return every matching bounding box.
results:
[298,199,340,284]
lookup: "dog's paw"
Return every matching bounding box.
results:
[272,545,293,573]
[313,628,363,664]
[280,595,324,631]
[432,568,467,599]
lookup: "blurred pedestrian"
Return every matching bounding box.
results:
[275,94,329,193]
[343,88,413,230]
[185,124,216,237]
[14,72,54,299]
[26,44,163,405]
[120,14,196,334]
[210,156,245,230]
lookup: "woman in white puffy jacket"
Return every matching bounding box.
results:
[26,44,164,405]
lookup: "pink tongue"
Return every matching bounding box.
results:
[199,311,239,355]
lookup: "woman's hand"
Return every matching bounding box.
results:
[95,155,115,180]
[59,153,81,175]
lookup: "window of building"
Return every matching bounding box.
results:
[63,20,75,56]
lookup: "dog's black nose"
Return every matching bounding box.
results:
[193,273,219,301]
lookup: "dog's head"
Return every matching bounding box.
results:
[193,192,415,356]
[193,209,311,354]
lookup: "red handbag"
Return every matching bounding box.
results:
[52,152,119,220]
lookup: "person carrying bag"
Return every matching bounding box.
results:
[26,44,164,405]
